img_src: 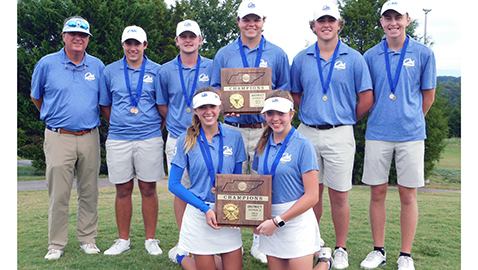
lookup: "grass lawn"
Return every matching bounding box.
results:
[17,186,460,269]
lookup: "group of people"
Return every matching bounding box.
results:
[30,0,436,270]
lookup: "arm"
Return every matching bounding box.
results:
[157,104,168,130]
[291,91,302,110]
[422,88,436,116]
[30,94,43,112]
[356,90,374,121]
[100,105,111,122]
[257,170,319,236]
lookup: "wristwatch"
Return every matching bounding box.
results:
[275,215,285,227]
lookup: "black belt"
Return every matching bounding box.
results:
[224,121,266,129]
[304,123,344,130]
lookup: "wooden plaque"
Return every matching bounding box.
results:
[220,67,272,114]
[215,174,272,227]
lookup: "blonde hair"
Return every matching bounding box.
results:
[183,86,219,153]
[254,90,294,156]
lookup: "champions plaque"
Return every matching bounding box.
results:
[221,67,272,114]
[215,174,272,227]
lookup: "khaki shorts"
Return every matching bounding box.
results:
[297,124,355,192]
[362,140,425,188]
[106,136,165,184]
[166,134,191,188]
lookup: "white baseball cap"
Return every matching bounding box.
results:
[260,97,294,114]
[63,18,92,36]
[176,20,201,37]
[313,1,341,21]
[237,1,265,18]
[381,1,408,16]
[192,91,221,109]
[121,25,147,43]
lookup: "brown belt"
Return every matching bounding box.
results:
[224,121,266,129]
[47,126,92,136]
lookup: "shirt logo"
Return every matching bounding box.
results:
[259,59,268,67]
[223,146,233,156]
[143,75,153,83]
[280,153,292,164]
[84,72,95,81]
[334,61,346,70]
[199,73,209,83]
[403,58,415,68]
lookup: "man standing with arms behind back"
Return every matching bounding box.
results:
[360,1,436,270]
[30,16,104,260]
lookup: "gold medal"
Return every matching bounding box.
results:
[186,107,191,114]
[389,93,396,101]
[130,107,139,114]
[323,95,328,101]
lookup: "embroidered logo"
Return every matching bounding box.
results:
[259,59,268,67]
[334,61,346,70]
[199,73,209,83]
[323,5,331,11]
[248,2,256,9]
[280,153,292,164]
[403,58,415,68]
[143,75,153,83]
[84,72,95,81]
[223,146,233,156]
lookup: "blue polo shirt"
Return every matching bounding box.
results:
[252,130,318,204]
[290,41,372,126]
[99,56,162,141]
[31,47,105,131]
[157,55,213,138]
[211,37,291,124]
[172,123,247,204]
[363,36,436,141]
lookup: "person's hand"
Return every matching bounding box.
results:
[257,219,278,236]
[224,112,241,117]
[205,209,222,229]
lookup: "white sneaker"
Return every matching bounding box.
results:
[44,249,63,260]
[104,239,130,255]
[333,248,349,269]
[80,243,100,254]
[360,250,386,269]
[397,256,415,270]
[317,247,333,270]
[145,239,163,255]
[168,243,189,263]
[250,244,267,263]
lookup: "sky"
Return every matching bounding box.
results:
[166,0,461,77]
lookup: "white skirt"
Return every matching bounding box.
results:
[259,200,321,259]
[179,203,242,255]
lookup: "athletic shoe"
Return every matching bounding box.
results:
[80,243,100,254]
[317,247,334,270]
[145,239,163,255]
[168,243,189,263]
[333,247,349,269]
[104,239,130,255]
[250,244,267,263]
[44,249,63,260]
[360,250,386,269]
[397,256,415,270]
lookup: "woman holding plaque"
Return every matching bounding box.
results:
[168,86,247,270]
[253,91,333,270]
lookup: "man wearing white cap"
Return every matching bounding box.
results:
[99,25,165,256]
[290,1,373,268]
[210,0,291,263]
[31,16,104,260]
[156,19,214,264]
[360,1,436,269]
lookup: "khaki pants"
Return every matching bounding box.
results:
[44,127,100,250]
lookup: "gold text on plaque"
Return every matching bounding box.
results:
[223,203,240,221]
[230,94,244,109]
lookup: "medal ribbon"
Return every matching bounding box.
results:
[177,54,201,110]
[263,126,295,177]
[124,55,147,109]
[198,124,224,187]
[383,36,409,97]
[315,40,340,99]
[238,35,264,68]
